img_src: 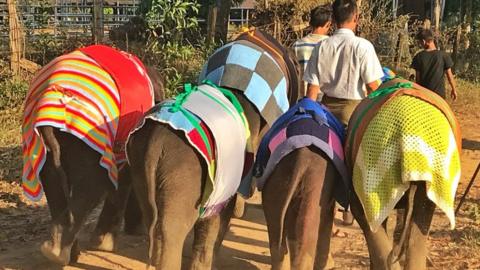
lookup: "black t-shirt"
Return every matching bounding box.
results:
[411,50,453,98]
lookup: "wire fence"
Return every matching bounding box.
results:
[0,1,140,56]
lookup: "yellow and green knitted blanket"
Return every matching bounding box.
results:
[347,79,462,232]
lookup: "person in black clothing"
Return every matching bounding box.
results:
[411,29,458,100]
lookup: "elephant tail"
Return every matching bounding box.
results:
[38,126,69,198]
[387,183,418,268]
[126,122,161,268]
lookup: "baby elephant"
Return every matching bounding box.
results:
[255,99,349,270]
[21,45,163,265]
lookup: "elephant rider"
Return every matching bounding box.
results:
[303,0,384,225]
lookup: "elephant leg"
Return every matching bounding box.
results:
[190,217,220,270]
[405,183,435,270]
[91,166,132,252]
[40,153,73,265]
[350,192,400,270]
[124,191,143,235]
[382,211,398,245]
[190,194,235,270]
[40,131,113,265]
[263,189,289,270]
[152,208,197,269]
[40,161,110,265]
[286,195,320,270]
[314,180,336,270]
[214,195,236,254]
[152,178,200,270]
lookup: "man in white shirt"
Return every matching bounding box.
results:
[303,0,384,126]
[293,5,332,95]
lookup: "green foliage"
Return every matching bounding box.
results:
[128,0,216,97]
[137,37,219,97]
[141,0,200,42]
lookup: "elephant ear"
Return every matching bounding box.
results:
[145,66,165,103]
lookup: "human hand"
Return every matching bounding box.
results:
[451,89,458,101]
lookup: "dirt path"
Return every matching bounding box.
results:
[1,88,479,269]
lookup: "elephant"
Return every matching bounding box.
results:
[255,98,348,270]
[21,45,164,265]
[126,29,301,269]
[345,78,462,270]
[262,147,339,270]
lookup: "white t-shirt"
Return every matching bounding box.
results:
[303,28,384,100]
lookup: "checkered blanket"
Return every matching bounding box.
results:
[198,40,289,126]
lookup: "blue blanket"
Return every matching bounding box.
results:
[243,98,349,207]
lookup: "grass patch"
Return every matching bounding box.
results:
[451,79,480,115]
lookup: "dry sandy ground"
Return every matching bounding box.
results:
[0,90,479,269]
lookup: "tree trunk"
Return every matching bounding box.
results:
[452,25,461,70]
[432,0,441,33]
[215,0,232,44]
[206,2,218,46]
[457,0,472,72]
[92,0,104,44]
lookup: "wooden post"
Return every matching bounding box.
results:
[215,0,232,44]
[7,0,23,77]
[92,0,104,44]
[206,2,218,46]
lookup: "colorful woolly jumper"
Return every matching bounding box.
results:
[253,98,349,207]
[346,79,462,232]
[129,81,250,218]
[22,46,154,201]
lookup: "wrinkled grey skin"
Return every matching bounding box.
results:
[33,68,164,266]
[126,92,268,269]
[262,147,338,270]
[350,182,435,270]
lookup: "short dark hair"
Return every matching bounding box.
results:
[310,5,332,28]
[416,29,434,42]
[332,0,357,25]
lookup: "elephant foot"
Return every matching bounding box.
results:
[40,240,72,266]
[89,232,116,252]
[342,210,354,226]
[71,240,80,263]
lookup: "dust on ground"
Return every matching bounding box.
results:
[0,82,479,269]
